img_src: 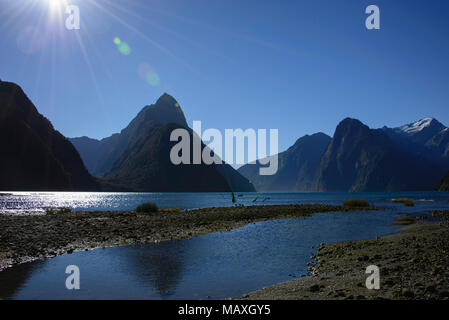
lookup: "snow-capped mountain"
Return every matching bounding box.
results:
[396,118,446,135]
[382,118,449,160]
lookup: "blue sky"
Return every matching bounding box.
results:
[1,0,449,155]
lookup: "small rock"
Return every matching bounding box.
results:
[425,285,437,293]
[357,255,369,262]
[309,284,320,292]
[402,288,415,298]
[439,291,449,298]
[384,279,395,286]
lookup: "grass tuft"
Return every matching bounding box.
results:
[159,208,181,213]
[392,198,415,207]
[343,199,370,208]
[135,202,159,213]
[45,207,72,215]
[393,217,416,225]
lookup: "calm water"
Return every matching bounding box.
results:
[1,191,448,299]
[1,191,449,214]
[1,210,402,300]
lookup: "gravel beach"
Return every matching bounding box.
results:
[238,212,449,300]
[0,204,360,271]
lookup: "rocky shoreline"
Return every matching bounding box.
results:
[0,204,364,271]
[238,212,449,300]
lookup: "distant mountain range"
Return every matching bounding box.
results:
[239,118,449,192]
[2,80,449,193]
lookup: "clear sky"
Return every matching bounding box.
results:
[1,0,449,155]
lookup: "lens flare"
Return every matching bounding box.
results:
[118,43,131,55]
[138,63,161,86]
[146,72,160,86]
[113,37,131,55]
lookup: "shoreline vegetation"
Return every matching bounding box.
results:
[0,203,448,300]
[0,203,369,271]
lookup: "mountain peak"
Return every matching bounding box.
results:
[156,92,178,105]
[396,118,446,136]
[340,117,364,125]
[135,93,187,129]
[334,118,369,136]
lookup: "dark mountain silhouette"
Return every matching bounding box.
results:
[436,170,449,191]
[239,118,447,192]
[238,133,331,191]
[104,123,232,192]
[71,93,188,177]
[313,118,443,192]
[5,79,443,193]
[70,94,255,192]
[0,81,99,191]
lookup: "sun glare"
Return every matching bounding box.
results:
[46,0,63,11]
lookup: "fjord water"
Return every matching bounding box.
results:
[1,210,402,300]
[1,191,449,214]
[1,191,448,300]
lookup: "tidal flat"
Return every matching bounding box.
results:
[0,204,365,271]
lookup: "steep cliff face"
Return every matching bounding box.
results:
[70,93,188,177]
[104,123,232,192]
[239,117,447,192]
[436,171,449,191]
[0,81,99,191]
[313,118,442,192]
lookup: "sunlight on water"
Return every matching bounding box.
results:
[1,191,449,215]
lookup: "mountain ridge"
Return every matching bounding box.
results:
[239,117,449,192]
[238,132,331,191]
[70,93,188,177]
[0,81,100,191]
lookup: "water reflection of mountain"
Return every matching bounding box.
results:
[116,240,190,298]
[0,261,41,299]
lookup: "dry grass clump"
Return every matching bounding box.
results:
[392,198,414,207]
[343,199,370,208]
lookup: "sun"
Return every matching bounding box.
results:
[46,0,63,11]
[48,0,61,7]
